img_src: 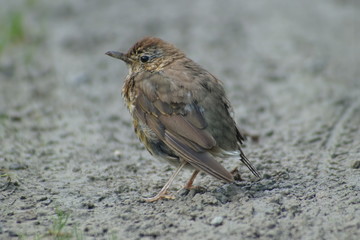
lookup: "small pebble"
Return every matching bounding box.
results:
[210,216,224,226]
[352,161,360,169]
[113,150,122,160]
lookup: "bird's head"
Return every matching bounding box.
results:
[106,37,185,73]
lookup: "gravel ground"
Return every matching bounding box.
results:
[1,0,359,239]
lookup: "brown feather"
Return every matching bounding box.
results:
[153,100,173,115]
[183,105,207,129]
[136,92,159,117]
[159,114,215,150]
[134,87,233,181]
[164,130,234,182]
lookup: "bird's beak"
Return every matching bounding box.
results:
[105,51,132,64]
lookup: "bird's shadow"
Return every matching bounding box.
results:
[179,170,291,204]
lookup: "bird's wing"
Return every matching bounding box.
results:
[134,73,234,182]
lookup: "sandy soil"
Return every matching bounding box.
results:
[1,0,359,239]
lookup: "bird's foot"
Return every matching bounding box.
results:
[143,191,175,202]
[183,184,206,191]
[178,185,207,197]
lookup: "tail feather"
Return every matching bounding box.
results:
[239,147,261,178]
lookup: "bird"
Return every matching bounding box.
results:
[106,37,260,202]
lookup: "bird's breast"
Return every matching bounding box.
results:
[122,75,136,109]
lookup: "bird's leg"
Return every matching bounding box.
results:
[144,161,187,202]
[177,169,205,195]
[184,170,200,189]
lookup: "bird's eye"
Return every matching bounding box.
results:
[140,55,150,63]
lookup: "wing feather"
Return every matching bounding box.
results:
[164,131,233,182]
[134,89,233,182]
[159,115,215,150]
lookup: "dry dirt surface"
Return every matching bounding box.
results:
[1,0,360,239]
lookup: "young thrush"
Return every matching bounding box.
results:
[106,37,260,202]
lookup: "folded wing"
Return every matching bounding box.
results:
[134,88,234,183]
